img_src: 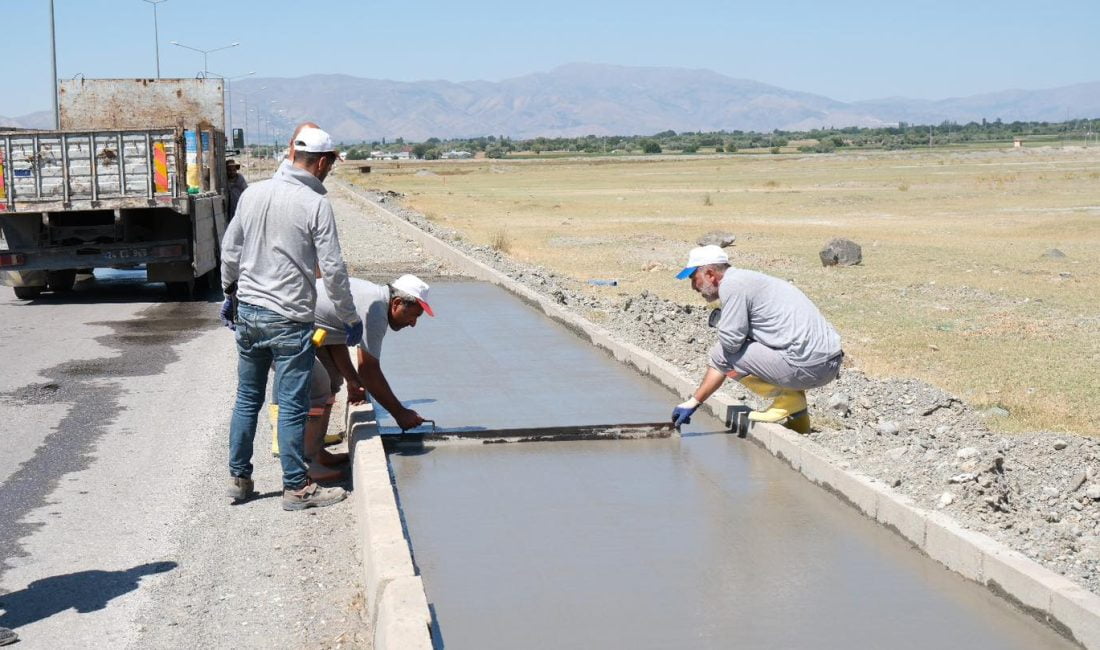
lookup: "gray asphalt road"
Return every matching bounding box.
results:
[0,270,366,649]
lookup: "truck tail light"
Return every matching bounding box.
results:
[0,253,26,267]
[151,245,184,258]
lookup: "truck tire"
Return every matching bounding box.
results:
[13,286,44,300]
[47,270,77,292]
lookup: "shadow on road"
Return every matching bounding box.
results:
[0,561,177,629]
[6,269,222,306]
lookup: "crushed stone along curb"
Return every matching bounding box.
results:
[333,180,1100,647]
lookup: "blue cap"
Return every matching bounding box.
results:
[675,266,699,280]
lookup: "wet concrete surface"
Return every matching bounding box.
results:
[385,283,1076,649]
[377,282,678,434]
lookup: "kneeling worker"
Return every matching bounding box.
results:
[313,273,432,438]
[671,245,843,433]
[270,274,434,475]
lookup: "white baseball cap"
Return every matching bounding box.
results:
[293,126,336,153]
[392,274,434,316]
[676,245,729,279]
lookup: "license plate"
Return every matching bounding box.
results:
[104,247,149,260]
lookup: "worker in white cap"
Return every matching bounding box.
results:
[306,274,434,462]
[221,125,360,510]
[671,245,844,433]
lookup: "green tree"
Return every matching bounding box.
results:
[640,140,662,154]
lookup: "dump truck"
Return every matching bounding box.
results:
[0,78,229,299]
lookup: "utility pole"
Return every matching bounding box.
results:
[170,40,239,76]
[49,0,59,128]
[143,0,168,79]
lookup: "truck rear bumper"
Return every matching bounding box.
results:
[0,239,191,272]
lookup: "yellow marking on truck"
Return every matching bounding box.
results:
[153,142,169,193]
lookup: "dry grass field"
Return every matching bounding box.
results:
[345,147,1100,435]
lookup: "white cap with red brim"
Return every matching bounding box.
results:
[675,244,729,279]
[392,274,434,316]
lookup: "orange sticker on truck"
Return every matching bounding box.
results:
[153,142,169,193]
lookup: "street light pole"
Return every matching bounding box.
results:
[143,0,168,79]
[169,40,239,76]
[49,0,59,128]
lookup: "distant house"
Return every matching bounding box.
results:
[442,150,473,159]
[369,150,410,160]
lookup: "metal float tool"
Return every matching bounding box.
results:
[384,421,675,449]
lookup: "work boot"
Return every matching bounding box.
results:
[282,482,346,511]
[0,627,17,646]
[227,476,256,502]
[739,376,811,434]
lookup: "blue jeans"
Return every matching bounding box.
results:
[228,302,314,490]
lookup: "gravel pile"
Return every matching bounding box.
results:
[345,184,1100,596]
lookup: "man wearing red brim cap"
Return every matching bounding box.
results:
[310,274,433,451]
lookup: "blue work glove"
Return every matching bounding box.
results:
[671,397,701,428]
[344,320,364,346]
[219,296,236,330]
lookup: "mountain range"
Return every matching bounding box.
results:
[3,63,1098,142]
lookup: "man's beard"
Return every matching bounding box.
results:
[698,276,720,303]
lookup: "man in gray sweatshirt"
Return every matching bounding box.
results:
[670,245,843,433]
[220,126,362,511]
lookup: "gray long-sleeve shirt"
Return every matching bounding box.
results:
[710,269,841,368]
[220,164,359,325]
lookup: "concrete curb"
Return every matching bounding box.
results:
[337,181,1100,649]
[347,401,433,650]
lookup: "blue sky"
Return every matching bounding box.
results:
[4,0,1098,117]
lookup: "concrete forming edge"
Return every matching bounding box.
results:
[336,182,1100,649]
[347,401,434,650]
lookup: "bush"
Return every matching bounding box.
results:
[489,229,512,253]
[640,140,662,154]
[485,146,506,159]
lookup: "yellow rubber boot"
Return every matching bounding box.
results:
[320,403,342,445]
[738,376,811,434]
[269,404,280,457]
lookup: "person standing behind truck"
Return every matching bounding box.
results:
[225,159,247,219]
[220,126,362,511]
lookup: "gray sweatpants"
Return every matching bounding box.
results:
[709,341,843,390]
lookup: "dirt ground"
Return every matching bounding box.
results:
[345,147,1100,436]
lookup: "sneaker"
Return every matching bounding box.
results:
[227,476,255,502]
[0,627,17,646]
[282,482,346,511]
